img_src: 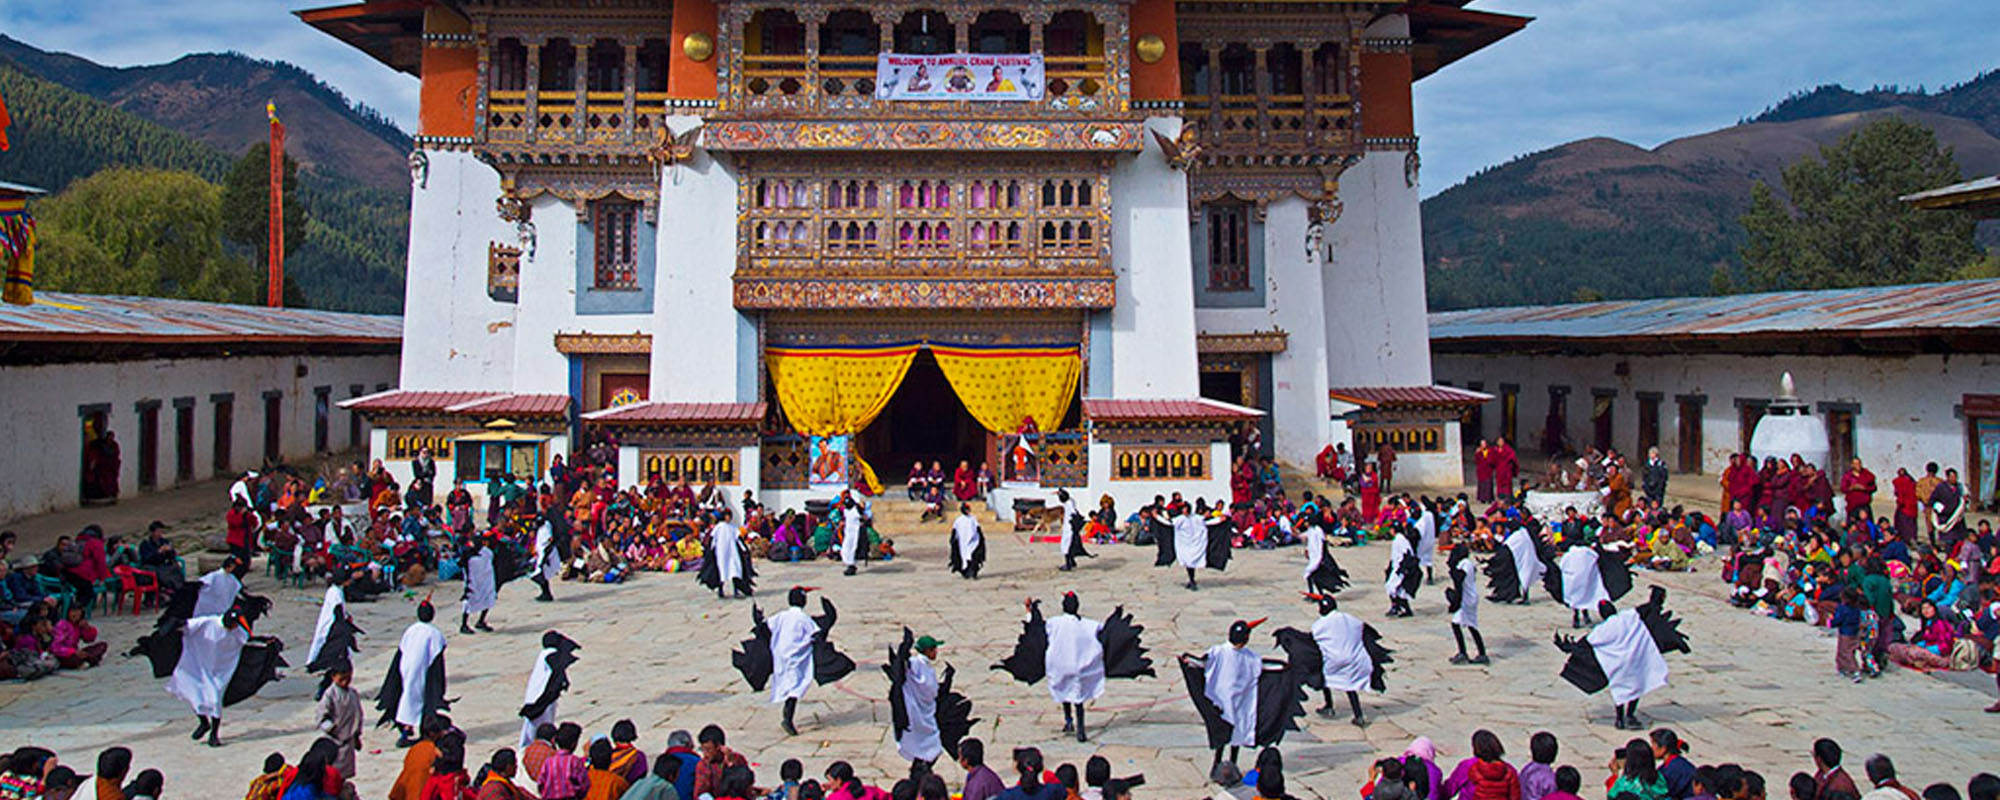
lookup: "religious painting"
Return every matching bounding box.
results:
[1977,418,2000,503]
[1001,433,1040,486]
[599,373,648,409]
[808,434,849,490]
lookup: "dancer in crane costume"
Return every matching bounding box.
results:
[1178,618,1316,771]
[885,629,977,770]
[1445,544,1489,664]
[1546,542,1634,628]
[527,518,561,602]
[1155,501,1232,590]
[519,631,581,746]
[1383,525,1423,617]
[948,503,985,580]
[1055,489,1094,571]
[1301,511,1350,596]
[461,537,499,634]
[306,569,362,699]
[376,594,450,747]
[732,587,856,736]
[1484,522,1551,604]
[1554,586,1690,731]
[993,592,1154,742]
[137,594,285,748]
[698,509,756,599]
[1413,498,1440,583]
[1281,592,1391,726]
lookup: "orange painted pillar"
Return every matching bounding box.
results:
[1128,0,1180,104]
[1359,46,1414,139]
[419,5,478,138]
[669,0,719,101]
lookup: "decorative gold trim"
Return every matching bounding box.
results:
[683,31,715,62]
[1135,34,1166,64]
[1197,330,1288,354]
[554,332,653,355]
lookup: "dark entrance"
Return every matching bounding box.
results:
[1198,370,1242,406]
[859,350,985,483]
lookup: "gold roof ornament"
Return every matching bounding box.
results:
[1135,34,1166,64]
[683,31,714,63]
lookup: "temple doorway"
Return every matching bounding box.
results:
[859,349,986,484]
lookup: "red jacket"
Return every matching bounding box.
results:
[226,508,256,548]
[1841,468,1877,508]
[1469,760,1520,800]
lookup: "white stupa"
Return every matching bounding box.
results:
[1749,372,1829,471]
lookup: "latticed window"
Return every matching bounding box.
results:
[592,200,640,289]
[1206,201,1251,291]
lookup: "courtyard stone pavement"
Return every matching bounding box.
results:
[3,523,1995,800]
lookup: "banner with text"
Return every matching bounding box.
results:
[875,54,1044,102]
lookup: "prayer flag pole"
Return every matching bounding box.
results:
[267,101,286,307]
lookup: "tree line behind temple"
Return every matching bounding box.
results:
[0,63,406,314]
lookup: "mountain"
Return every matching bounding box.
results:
[1423,71,2000,311]
[0,38,408,314]
[0,34,411,192]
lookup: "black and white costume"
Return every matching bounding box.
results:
[1554,586,1690,730]
[519,631,581,746]
[1484,524,1551,604]
[461,539,498,633]
[1055,489,1093,571]
[733,587,855,735]
[1546,542,1634,628]
[697,513,756,599]
[1157,502,1231,590]
[1383,525,1423,617]
[305,572,361,697]
[992,593,1153,742]
[1282,593,1391,726]
[885,629,976,767]
[137,594,284,747]
[1301,517,1350,596]
[1179,619,1315,770]
[527,519,560,602]
[1445,544,1488,664]
[375,597,449,745]
[948,506,986,579]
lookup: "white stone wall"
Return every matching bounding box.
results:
[1433,351,2000,479]
[0,353,399,520]
[655,117,755,403]
[403,149,520,391]
[1196,195,1334,468]
[1107,116,1201,398]
[1324,150,1432,388]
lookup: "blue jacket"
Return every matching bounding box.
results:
[1830,604,1861,637]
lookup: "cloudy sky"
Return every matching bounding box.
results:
[4,0,1996,196]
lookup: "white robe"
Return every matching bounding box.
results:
[767,606,819,702]
[1452,562,1481,628]
[951,514,982,562]
[1044,613,1105,704]
[1310,611,1373,693]
[519,646,558,747]
[528,522,559,580]
[1588,609,1668,704]
[1059,496,1084,555]
[165,615,248,716]
[192,570,242,617]
[1415,510,1438,569]
[1558,547,1609,611]
[895,652,943,763]
[1302,525,1326,580]
[1384,535,1416,600]
[1202,644,1261,748]
[307,584,347,667]
[840,510,863,566]
[463,547,497,615]
[1173,514,1208,570]
[1504,528,1546,591]
[393,621,446,728]
[712,522,745,588]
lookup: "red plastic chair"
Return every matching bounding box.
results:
[114,566,160,615]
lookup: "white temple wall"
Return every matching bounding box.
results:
[655,117,754,402]
[1106,116,1200,398]
[1324,150,1432,388]
[1434,351,1998,480]
[0,353,398,521]
[1196,196,1334,468]
[402,149,518,391]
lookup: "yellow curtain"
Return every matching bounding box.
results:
[765,343,920,495]
[930,343,1081,433]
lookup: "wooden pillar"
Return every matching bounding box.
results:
[622,42,638,145]
[525,41,542,142]
[1302,40,1319,147]
[805,14,822,111]
[1205,44,1223,142]
[572,41,589,144]
[1252,45,1271,141]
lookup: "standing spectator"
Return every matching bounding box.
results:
[1841,460,1878,529]
[1831,589,1866,682]
[227,499,257,564]
[1643,448,1670,506]
[1520,734,1558,800]
[1891,470,1919,544]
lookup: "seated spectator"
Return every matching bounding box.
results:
[50,605,105,669]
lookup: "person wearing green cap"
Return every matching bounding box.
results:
[887,628,976,771]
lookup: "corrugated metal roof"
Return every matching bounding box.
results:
[0,292,401,344]
[341,391,498,412]
[1428,279,2000,343]
[448,394,570,417]
[581,401,767,423]
[1082,398,1263,421]
[1330,385,1493,408]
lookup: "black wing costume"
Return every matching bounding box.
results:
[992,601,1050,684]
[731,605,777,691]
[306,609,363,675]
[1307,544,1350,596]
[1205,517,1235,572]
[1177,637,1314,750]
[948,530,986,578]
[885,628,979,760]
[696,531,758,596]
[992,602,1154,685]
[1150,517,1176,567]
[521,632,582,721]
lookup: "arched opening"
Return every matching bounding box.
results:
[821,9,881,55]
[970,10,1029,54]
[539,38,576,91]
[1267,43,1302,96]
[1313,43,1345,96]
[1219,44,1255,97]
[637,39,671,92]
[491,38,527,92]
[894,10,954,55]
[747,9,806,55]
[1045,10,1101,57]
[587,39,625,93]
[1179,42,1208,98]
